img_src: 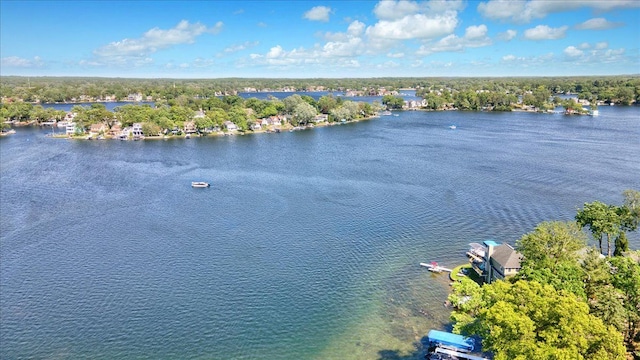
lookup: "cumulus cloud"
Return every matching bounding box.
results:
[223,41,259,53]
[558,41,626,65]
[1,55,44,68]
[497,29,517,41]
[502,54,517,61]
[564,46,584,57]
[477,0,640,23]
[387,52,405,58]
[366,11,458,40]
[523,25,568,40]
[575,18,623,30]
[94,20,223,58]
[303,6,332,22]
[417,24,491,55]
[373,0,421,20]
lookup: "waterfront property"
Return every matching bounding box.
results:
[469,240,523,283]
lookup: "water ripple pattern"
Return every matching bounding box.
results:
[1,106,639,359]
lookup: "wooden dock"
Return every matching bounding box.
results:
[420,262,453,273]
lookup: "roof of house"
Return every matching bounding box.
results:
[491,244,522,269]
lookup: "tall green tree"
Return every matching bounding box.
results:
[449,279,626,360]
[293,102,316,126]
[609,256,640,349]
[576,201,621,257]
[515,221,587,297]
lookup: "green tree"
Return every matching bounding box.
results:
[141,122,162,136]
[449,279,626,360]
[228,106,248,131]
[317,95,338,114]
[515,221,587,296]
[620,189,640,231]
[614,232,629,256]
[581,250,626,332]
[576,201,621,257]
[609,256,640,349]
[293,102,316,126]
[381,95,404,109]
[283,94,305,114]
[206,107,227,127]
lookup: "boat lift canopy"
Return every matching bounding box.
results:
[428,330,475,352]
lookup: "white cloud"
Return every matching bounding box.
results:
[223,41,259,53]
[257,22,267,27]
[605,48,625,57]
[575,18,623,30]
[373,0,421,20]
[387,52,405,58]
[348,20,366,37]
[564,46,584,57]
[464,24,488,39]
[477,0,640,23]
[523,25,568,40]
[502,54,517,61]
[94,20,223,58]
[417,24,491,55]
[1,55,44,68]
[497,29,517,41]
[303,6,332,22]
[595,41,608,49]
[578,42,591,49]
[366,11,458,40]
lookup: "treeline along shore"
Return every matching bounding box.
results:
[1,75,638,138]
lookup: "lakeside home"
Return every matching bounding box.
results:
[469,240,523,283]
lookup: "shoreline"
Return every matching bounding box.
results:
[13,115,381,140]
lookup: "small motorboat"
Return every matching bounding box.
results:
[191,182,210,188]
[449,125,457,130]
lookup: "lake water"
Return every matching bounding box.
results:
[1,106,639,359]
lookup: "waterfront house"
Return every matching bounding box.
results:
[224,121,238,132]
[108,123,122,136]
[268,116,281,126]
[132,123,143,137]
[470,240,522,283]
[184,121,197,134]
[89,123,107,135]
[313,114,328,123]
[65,122,77,136]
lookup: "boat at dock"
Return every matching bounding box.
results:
[191,182,210,188]
[420,261,452,273]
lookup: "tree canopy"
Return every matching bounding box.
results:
[450,279,625,360]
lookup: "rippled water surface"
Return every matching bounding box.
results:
[1,107,639,359]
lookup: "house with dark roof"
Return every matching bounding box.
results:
[470,240,523,283]
[487,243,522,283]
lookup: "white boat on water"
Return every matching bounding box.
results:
[191,181,210,188]
[381,110,392,116]
[449,125,457,130]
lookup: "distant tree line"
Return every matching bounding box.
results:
[1,76,638,106]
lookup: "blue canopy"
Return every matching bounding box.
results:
[427,330,474,352]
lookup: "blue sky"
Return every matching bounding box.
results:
[1,0,639,78]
